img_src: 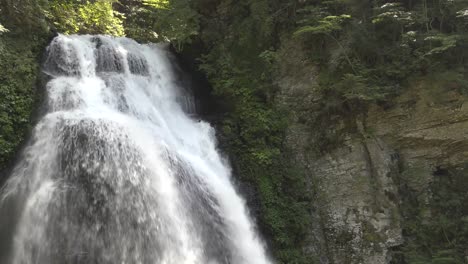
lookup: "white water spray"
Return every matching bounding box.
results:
[1,35,271,264]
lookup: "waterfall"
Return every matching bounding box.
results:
[1,35,271,264]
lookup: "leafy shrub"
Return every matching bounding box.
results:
[45,0,125,36]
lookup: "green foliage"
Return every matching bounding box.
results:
[424,34,461,56]
[0,24,7,34]
[0,33,46,170]
[294,0,468,110]
[0,0,50,171]
[45,0,125,36]
[333,73,389,101]
[121,0,199,49]
[0,0,49,32]
[142,0,169,8]
[421,70,468,95]
[152,0,199,51]
[195,1,315,262]
[294,14,351,36]
[372,2,415,27]
[393,166,468,263]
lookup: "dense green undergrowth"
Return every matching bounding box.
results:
[0,0,50,171]
[191,1,319,262]
[392,166,468,264]
[295,0,468,102]
[0,34,45,170]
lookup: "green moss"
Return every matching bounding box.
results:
[362,222,383,245]
[0,32,47,170]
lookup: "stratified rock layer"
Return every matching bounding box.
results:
[277,39,468,264]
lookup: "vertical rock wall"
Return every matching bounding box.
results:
[277,40,468,263]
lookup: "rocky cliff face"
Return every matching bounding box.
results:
[277,40,468,263]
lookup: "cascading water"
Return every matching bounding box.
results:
[0,35,271,264]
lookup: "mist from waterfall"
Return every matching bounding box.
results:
[0,35,271,264]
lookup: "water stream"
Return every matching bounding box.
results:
[0,35,271,264]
